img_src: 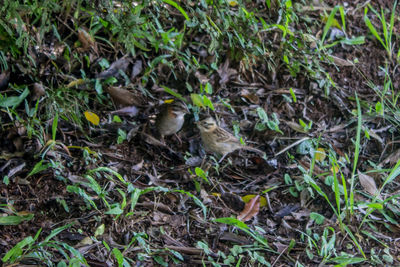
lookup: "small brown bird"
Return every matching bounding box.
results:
[156,102,188,138]
[196,117,264,158]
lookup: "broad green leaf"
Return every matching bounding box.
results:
[112,248,124,267]
[0,214,34,225]
[191,93,205,108]
[27,160,50,177]
[0,87,29,108]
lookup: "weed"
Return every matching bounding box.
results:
[364,1,398,61]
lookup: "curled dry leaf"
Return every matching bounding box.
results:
[130,60,143,80]
[97,57,131,79]
[32,82,46,100]
[237,195,260,222]
[367,128,384,144]
[106,86,138,107]
[273,242,288,254]
[78,28,97,53]
[330,55,354,67]
[358,170,380,198]
[200,189,212,204]
[217,58,237,86]
[284,120,308,133]
[380,148,400,167]
[240,89,260,104]
[131,160,144,171]
[110,106,139,117]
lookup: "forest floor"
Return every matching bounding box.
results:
[1,0,400,266]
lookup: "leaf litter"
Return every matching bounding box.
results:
[0,0,400,266]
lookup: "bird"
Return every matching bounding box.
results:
[155,101,188,138]
[196,117,264,159]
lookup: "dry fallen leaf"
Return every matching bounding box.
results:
[194,71,210,84]
[237,195,260,222]
[32,82,46,100]
[84,111,100,126]
[241,194,267,207]
[78,28,97,53]
[97,57,131,79]
[358,170,380,198]
[240,89,260,104]
[200,189,213,204]
[110,106,139,117]
[330,55,354,67]
[380,148,400,167]
[217,58,237,86]
[106,86,138,107]
[273,241,288,254]
[285,120,308,133]
[131,60,143,80]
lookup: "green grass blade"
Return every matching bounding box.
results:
[349,93,362,214]
[364,7,386,49]
[321,5,340,44]
[380,8,388,49]
[161,0,190,21]
[339,6,346,32]
[344,225,366,258]
[52,111,58,141]
[161,85,187,103]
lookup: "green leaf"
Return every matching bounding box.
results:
[214,217,249,229]
[0,87,29,108]
[67,185,98,210]
[330,255,365,265]
[27,160,50,177]
[94,224,105,237]
[112,248,124,267]
[364,7,386,49]
[202,95,215,110]
[256,107,268,122]
[52,112,58,141]
[191,93,205,108]
[310,212,325,225]
[161,85,186,103]
[105,204,123,215]
[321,6,341,44]
[43,224,73,243]
[95,79,103,95]
[289,87,296,103]
[162,0,190,21]
[366,203,383,209]
[2,236,34,263]
[0,214,34,225]
[195,167,209,183]
[204,82,213,94]
[174,189,207,219]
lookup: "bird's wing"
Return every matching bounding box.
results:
[214,127,239,143]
